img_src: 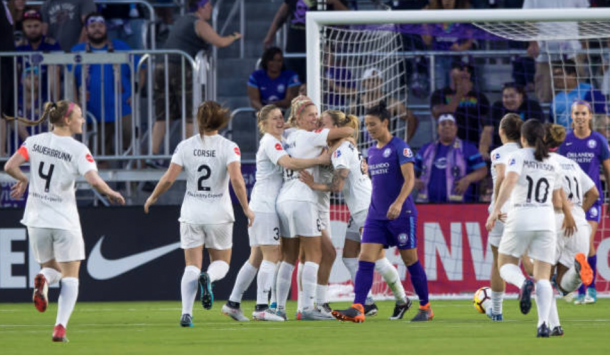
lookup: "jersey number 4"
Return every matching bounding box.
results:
[38,162,55,193]
[197,164,211,191]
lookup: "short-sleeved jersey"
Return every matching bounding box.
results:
[559,131,610,204]
[249,133,288,213]
[552,153,596,227]
[277,128,330,205]
[366,137,417,221]
[18,132,97,231]
[247,69,300,106]
[489,142,520,212]
[171,134,241,225]
[504,148,563,232]
[332,140,372,215]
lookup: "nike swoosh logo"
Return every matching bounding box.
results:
[87,236,180,280]
[566,143,573,146]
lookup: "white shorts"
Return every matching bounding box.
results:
[318,210,330,231]
[248,212,281,247]
[346,210,368,242]
[28,227,85,263]
[180,222,233,250]
[555,214,591,268]
[488,220,505,248]
[499,229,556,265]
[277,201,321,238]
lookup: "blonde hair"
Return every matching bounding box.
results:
[3,100,75,127]
[544,123,567,149]
[256,104,280,135]
[287,95,315,128]
[323,110,359,141]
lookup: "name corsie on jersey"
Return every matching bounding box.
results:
[193,149,216,157]
[31,144,73,162]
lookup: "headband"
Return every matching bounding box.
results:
[549,147,559,152]
[86,16,106,26]
[191,0,209,11]
[572,100,592,112]
[64,103,75,119]
[296,101,315,118]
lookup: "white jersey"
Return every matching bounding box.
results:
[504,148,563,232]
[317,163,333,213]
[552,153,596,227]
[249,133,288,213]
[277,128,330,204]
[20,132,97,231]
[489,142,520,213]
[171,134,241,225]
[332,140,372,215]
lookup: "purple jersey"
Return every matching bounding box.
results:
[559,131,610,204]
[367,137,417,220]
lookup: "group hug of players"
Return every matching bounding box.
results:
[2,93,605,341]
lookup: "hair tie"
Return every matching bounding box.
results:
[296,101,314,118]
[64,103,75,119]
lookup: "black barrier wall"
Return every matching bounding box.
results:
[0,206,254,302]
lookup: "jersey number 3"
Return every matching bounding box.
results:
[38,162,55,193]
[197,164,212,191]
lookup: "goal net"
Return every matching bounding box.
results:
[311,9,610,301]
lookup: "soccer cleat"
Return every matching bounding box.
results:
[574,294,586,305]
[389,298,412,320]
[302,308,335,321]
[269,302,277,311]
[52,324,68,342]
[364,303,378,317]
[410,304,434,322]
[331,303,365,323]
[574,253,593,286]
[221,303,249,321]
[198,272,214,310]
[295,310,302,320]
[490,313,503,321]
[316,303,333,318]
[563,291,577,303]
[550,326,564,337]
[537,322,550,338]
[180,314,194,327]
[33,274,49,313]
[584,288,597,304]
[253,308,285,322]
[519,279,534,315]
[275,309,288,321]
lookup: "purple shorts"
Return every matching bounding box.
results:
[586,201,602,223]
[362,214,417,250]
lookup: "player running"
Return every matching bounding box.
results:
[486,113,522,321]
[486,119,576,337]
[300,109,413,320]
[558,100,610,304]
[221,104,329,322]
[144,101,254,327]
[4,101,125,342]
[332,103,432,323]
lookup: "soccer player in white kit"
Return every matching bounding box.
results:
[486,119,576,337]
[486,113,522,321]
[221,104,330,322]
[3,101,125,342]
[300,109,412,319]
[144,101,254,327]
[274,96,355,320]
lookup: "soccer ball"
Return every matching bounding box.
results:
[473,287,492,314]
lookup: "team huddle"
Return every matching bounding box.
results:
[2,94,606,341]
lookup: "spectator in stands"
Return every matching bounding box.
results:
[149,0,241,167]
[594,113,610,142]
[524,0,590,103]
[8,0,25,40]
[263,0,349,83]
[99,1,146,49]
[430,62,492,157]
[551,60,606,128]
[71,12,136,157]
[1,0,16,157]
[490,82,544,146]
[41,0,96,51]
[414,113,488,203]
[247,47,300,110]
[15,67,46,141]
[323,43,356,110]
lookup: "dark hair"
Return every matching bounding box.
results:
[84,12,105,25]
[261,47,284,71]
[502,82,527,98]
[499,113,522,142]
[552,59,577,76]
[451,61,474,75]
[544,123,566,149]
[197,101,230,133]
[521,119,549,161]
[3,100,76,127]
[365,101,391,123]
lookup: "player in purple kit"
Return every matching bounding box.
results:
[332,103,432,323]
[559,100,610,304]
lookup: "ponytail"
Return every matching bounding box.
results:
[533,136,549,161]
[543,123,566,149]
[521,119,549,161]
[323,109,359,140]
[3,100,73,127]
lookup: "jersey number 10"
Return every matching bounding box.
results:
[525,176,550,203]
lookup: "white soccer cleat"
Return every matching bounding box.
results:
[301,308,335,321]
[563,291,577,303]
[316,303,333,318]
[221,303,249,321]
[252,308,285,321]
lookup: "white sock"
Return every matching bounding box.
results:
[491,291,504,315]
[228,261,258,303]
[276,262,295,311]
[316,284,328,306]
[548,293,560,329]
[39,268,62,286]
[207,260,230,283]
[375,258,407,304]
[342,257,358,283]
[270,262,279,305]
[499,264,526,289]
[560,266,582,293]
[181,265,200,316]
[257,260,277,305]
[55,277,79,328]
[535,279,553,327]
[296,262,304,311]
[301,262,319,312]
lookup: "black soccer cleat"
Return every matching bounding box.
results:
[550,326,564,337]
[198,272,214,310]
[180,314,194,327]
[537,322,550,338]
[389,297,413,320]
[331,304,365,323]
[519,279,534,315]
[364,303,378,317]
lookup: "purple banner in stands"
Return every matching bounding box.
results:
[0,182,27,208]
[229,163,256,204]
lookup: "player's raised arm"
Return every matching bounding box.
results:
[144,163,182,213]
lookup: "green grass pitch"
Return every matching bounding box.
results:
[1,299,608,354]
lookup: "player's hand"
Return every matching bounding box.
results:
[563,214,577,237]
[244,207,255,227]
[454,177,471,195]
[386,201,402,220]
[108,191,125,205]
[10,180,28,199]
[144,195,157,213]
[231,32,242,41]
[414,178,425,191]
[317,149,331,165]
[498,213,507,223]
[299,170,315,187]
[485,210,500,231]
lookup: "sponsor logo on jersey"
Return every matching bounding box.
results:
[334,150,341,158]
[509,158,515,166]
[315,128,323,133]
[588,139,597,149]
[566,142,573,146]
[86,154,94,163]
[234,147,241,156]
[275,143,283,151]
[383,148,392,158]
[403,148,413,158]
[494,153,500,161]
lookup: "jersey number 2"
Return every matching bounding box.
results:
[197,164,211,191]
[38,162,55,193]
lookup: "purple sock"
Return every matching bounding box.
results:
[578,283,586,296]
[407,261,429,307]
[353,261,375,306]
[588,255,597,289]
